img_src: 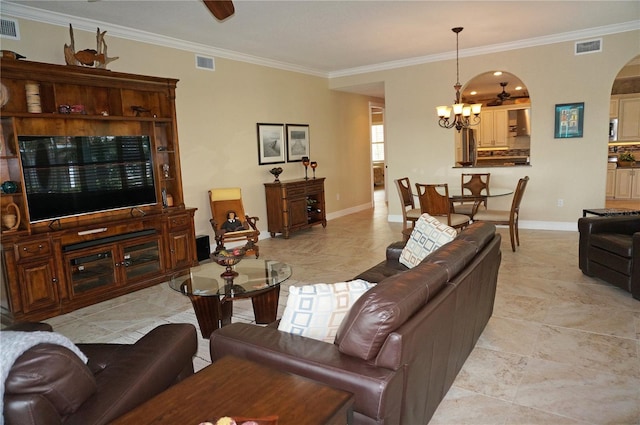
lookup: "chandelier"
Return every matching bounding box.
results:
[436,27,481,132]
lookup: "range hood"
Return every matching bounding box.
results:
[513,108,531,136]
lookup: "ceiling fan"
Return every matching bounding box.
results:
[486,82,528,106]
[203,0,235,21]
[497,82,511,101]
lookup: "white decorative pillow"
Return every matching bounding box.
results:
[400,213,457,268]
[277,279,376,343]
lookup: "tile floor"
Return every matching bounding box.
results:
[44,190,640,424]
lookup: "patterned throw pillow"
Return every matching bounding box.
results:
[399,213,457,268]
[277,279,376,343]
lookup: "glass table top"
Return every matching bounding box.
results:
[169,259,292,298]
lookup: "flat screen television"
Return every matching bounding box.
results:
[19,135,157,223]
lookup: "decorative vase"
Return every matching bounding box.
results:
[2,203,20,231]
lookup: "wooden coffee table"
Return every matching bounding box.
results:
[111,355,354,425]
[170,259,292,338]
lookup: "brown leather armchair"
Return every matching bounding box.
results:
[578,216,640,300]
[3,323,197,425]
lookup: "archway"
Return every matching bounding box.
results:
[607,55,640,208]
[454,71,531,167]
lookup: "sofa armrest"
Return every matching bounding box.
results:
[578,217,640,274]
[3,322,53,332]
[210,323,403,422]
[578,216,640,236]
[386,241,406,262]
[67,324,197,425]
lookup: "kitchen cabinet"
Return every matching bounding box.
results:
[614,168,640,199]
[617,96,640,141]
[478,109,508,147]
[610,98,619,118]
[606,163,616,199]
[264,178,326,238]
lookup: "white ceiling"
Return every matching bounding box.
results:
[4,1,640,98]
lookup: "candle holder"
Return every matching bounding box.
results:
[310,161,318,179]
[302,156,310,180]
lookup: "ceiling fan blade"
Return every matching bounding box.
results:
[203,0,235,20]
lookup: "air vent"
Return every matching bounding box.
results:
[0,18,20,40]
[575,38,602,55]
[195,55,215,71]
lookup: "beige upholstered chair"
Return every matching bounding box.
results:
[472,176,529,252]
[454,173,490,218]
[395,177,421,232]
[209,187,260,258]
[415,183,470,231]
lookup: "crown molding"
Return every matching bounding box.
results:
[3,2,638,80]
[329,20,640,78]
[1,2,327,78]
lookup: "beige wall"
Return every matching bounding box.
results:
[1,19,377,244]
[3,18,639,235]
[332,30,640,229]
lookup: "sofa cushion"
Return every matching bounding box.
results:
[278,279,376,343]
[400,214,457,268]
[335,263,448,361]
[5,344,97,415]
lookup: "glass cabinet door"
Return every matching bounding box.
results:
[67,248,116,295]
[121,238,162,282]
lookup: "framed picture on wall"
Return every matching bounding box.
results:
[554,103,584,138]
[286,124,310,162]
[257,123,286,165]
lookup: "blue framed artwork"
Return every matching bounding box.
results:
[554,103,584,138]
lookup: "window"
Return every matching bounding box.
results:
[371,124,384,161]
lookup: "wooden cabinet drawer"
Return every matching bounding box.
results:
[284,183,306,198]
[15,239,51,262]
[306,180,324,193]
[168,214,190,230]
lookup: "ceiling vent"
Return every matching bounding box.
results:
[575,38,602,55]
[195,55,215,71]
[0,18,20,40]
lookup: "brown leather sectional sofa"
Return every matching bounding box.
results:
[3,323,197,425]
[210,222,501,424]
[578,216,640,300]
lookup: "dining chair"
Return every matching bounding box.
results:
[472,176,530,252]
[415,183,470,231]
[394,177,421,232]
[454,173,490,218]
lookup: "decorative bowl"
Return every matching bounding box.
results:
[457,161,473,167]
[212,247,246,277]
[1,180,18,194]
[269,167,283,182]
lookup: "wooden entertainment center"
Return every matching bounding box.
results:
[0,59,197,323]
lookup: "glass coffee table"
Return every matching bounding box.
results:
[170,259,292,338]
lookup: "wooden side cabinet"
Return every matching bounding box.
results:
[264,178,327,238]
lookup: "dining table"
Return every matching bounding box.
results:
[414,186,514,202]
[447,186,514,203]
